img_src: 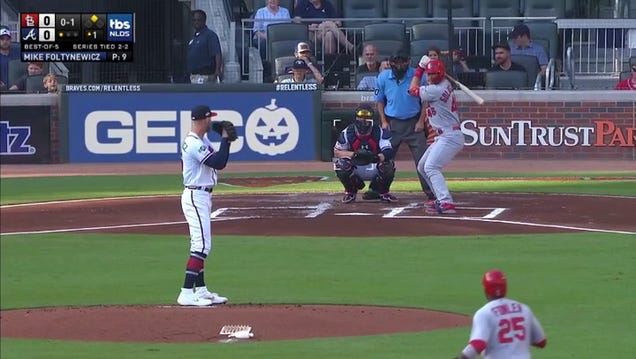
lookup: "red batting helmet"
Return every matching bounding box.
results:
[424,59,446,84]
[482,269,507,298]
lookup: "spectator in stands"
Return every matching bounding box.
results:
[488,42,527,72]
[509,24,548,75]
[427,47,442,61]
[357,44,381,73]
[188,9,223,83]
[356,60,390,90]
[9,61,44,91]
[615,65,636,90]
[294,0,354,55]
[279,59,321,83]
[0,26,19,90]
[253,0,291,60]
[43,73,59,93]
[451,49,471,76]
[287,41,323,79]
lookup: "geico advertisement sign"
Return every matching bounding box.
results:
[462,120,635,147]
[79,99,309,160]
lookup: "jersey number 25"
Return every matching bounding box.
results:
[498,317,526,343]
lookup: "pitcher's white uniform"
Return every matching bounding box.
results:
[468,297,546,359]
[181,132,217,255]
[416,78,464,205]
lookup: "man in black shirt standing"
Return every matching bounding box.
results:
[188,10,223,83]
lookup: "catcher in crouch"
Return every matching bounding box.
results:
[333,104,397,203]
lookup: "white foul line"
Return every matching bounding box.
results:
[0,220,188,236]
[305,202,331,218]
[391,215,636,235]
[483,208,506,219]
[211,208,229,218]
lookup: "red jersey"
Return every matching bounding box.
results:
[615,78,636,90]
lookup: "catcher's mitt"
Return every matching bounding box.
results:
[211,121,238,142]
[351,149,379,166]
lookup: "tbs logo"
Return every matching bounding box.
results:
[107,14,133,42]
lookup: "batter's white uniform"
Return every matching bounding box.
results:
[416,79,464,204]
[468,297,546,359]
[181,132,218,256]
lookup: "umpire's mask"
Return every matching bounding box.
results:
[354,106,374,135]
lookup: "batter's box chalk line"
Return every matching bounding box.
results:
[219,324,254,338]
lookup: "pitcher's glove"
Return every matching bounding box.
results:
[211,121,238,142]
[352,149,379,166]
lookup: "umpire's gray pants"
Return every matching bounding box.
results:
[387,116,432,195]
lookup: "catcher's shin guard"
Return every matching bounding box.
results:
[335,158,364,192]
[370,160,395,193]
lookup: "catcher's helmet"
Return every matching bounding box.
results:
[353,104,374,134]
[482,269,507,299]
[424,59,446,84]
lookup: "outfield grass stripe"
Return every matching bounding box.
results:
[394,215,636,235]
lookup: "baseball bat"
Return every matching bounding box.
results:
[445,74,485,105]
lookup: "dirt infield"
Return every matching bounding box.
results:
[1,172,634,343]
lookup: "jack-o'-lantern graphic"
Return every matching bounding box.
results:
[245,99,299,156]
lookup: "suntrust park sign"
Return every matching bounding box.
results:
[462,120,635,147]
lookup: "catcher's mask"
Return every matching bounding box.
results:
[354,106,374,134]
[482,269,507,299]
[424,59,446,84]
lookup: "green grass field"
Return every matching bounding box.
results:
[1,171,635,359]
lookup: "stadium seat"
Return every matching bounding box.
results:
[364,23,407,42]
[479,0,522,50]
[266,23,308,61]
[411,22,453,41]
[363,23,408,61]
[510,54,540,88]
[386,0,430,27]
[465,55,492,71]
[479,0,521,25]
[342,0,384,28]
[524,21,558,60]
[25,75,46,93]
[8,60,27,87]
[522,0,565,18]
[274,55,297,77]
[431,0,474,27]
[619,71,630,81]
[485,70,528,89]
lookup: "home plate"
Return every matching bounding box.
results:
[334,212,374,216]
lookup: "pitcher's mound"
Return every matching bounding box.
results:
[1,304,470,342]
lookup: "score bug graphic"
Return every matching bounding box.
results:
[19,12,134,62]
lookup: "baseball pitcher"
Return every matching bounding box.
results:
[453,270,547,359]
[177,104,237,306]
[333,104,397,203]
[408,58,464,214]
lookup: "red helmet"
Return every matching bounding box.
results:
[482,270,507,298]
[424,59,446,84]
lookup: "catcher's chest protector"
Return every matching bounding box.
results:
[347,127,380,153]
